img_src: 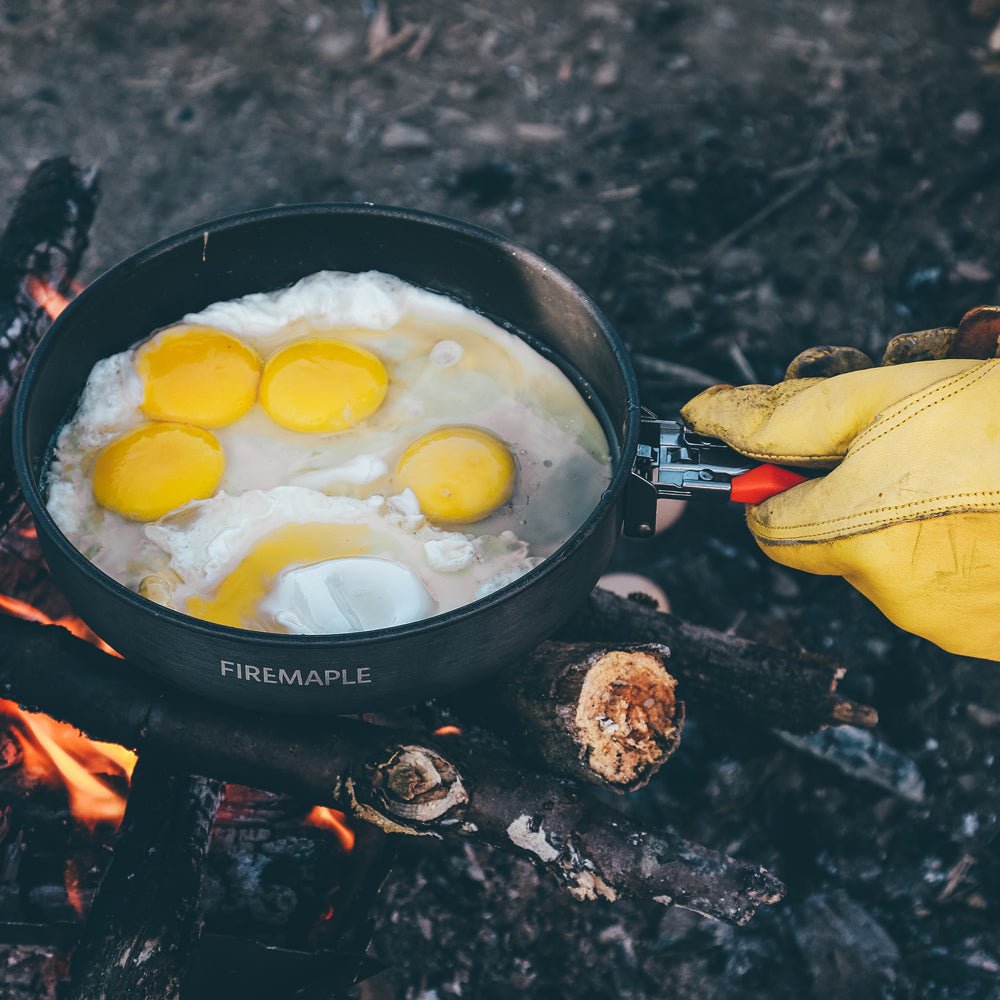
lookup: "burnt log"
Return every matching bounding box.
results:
[0,749,367,944]
[345,740,783,923]
[65,759,223,1000]
[0,759,385,998]
[0,156,99,551]
[0,156,98,322]
[457,640,684,792]
[0,615,784,925]
[560,588,877,732]
[0,770,374,944]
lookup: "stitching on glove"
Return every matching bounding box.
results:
[851,362,993,456]
[753,503,1000,543]
[750,492,1000,540]
[720,447,844,463]
[752,489,1000,529]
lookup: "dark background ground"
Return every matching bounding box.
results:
[3,1,1000,997]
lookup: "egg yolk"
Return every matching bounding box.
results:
[259,338,388,433]
[186,522,370,630]
[136,326,262,428]
[395,426,515,524]
[93,423,225,521]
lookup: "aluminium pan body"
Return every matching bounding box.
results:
[14,205,640,715]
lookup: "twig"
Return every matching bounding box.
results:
[703,172,820,265]
[632,353,723,388]
[727,342,759,384]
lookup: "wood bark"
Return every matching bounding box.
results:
[458,640,684,792]
[0,615,783,925]
[65,758,222,1000]
[560,588,877,732]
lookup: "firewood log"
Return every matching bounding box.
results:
[0,615,783,925]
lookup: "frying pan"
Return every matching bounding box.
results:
[13,204,641,714]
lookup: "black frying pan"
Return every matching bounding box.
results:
[13,204,640,715]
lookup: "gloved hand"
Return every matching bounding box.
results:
[681,351,1000,661]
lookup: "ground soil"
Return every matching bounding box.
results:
[2,1,1000,997]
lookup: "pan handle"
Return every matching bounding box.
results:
[622,413,808,538]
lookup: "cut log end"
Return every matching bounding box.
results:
[575,647,684,790]
[371,744,468,823]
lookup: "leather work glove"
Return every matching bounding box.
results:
[680,308,1000,661]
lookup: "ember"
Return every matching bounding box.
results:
[23,274,79,321]
[63,858,86,920]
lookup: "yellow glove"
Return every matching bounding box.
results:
[681,357,1000,661]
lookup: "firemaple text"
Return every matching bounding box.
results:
[220,660,373,686]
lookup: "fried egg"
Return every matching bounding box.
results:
[46,271,612,635]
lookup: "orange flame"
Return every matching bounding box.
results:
[24,275,74,320]
[0,594,133,828]
[0,698,135,830]
[434,725,462,736]
[0,593,120,657]
[305,806,355,853]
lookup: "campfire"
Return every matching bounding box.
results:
[0,160,878,998]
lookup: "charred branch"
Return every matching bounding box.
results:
[0,615,783,925]
[456,640,684,792]
[349,741,783,924]
[559,588,877,733]
[66,759,222,1000]
[0,157,99,548]
[0,156,99,405]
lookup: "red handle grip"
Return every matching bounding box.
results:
[729,464,809,505]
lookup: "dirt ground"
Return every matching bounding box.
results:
[3,1,1000,997]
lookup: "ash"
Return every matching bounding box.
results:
[2,1,999,997]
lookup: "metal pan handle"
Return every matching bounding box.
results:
[622,413,808,537]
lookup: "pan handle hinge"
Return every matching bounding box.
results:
[623,414,757,537]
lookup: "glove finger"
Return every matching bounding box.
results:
[783,345,874,380]
[877,308,1000,365]
[949,305,1000,359]
[881,326,956,365]
[680,358,979,465]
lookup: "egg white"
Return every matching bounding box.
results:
[144,486,539,624]
[46,270,611,633]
